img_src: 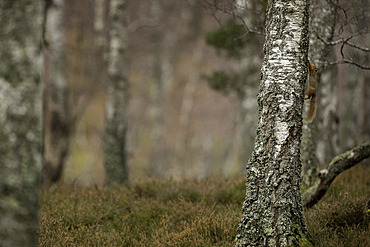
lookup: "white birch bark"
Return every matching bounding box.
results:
[43,0,70,184]
[0,1,42,245]
[104,0,129,183]
[235,0,310,245]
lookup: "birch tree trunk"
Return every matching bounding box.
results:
[235,0,310,246]
[104,0,129,183]
[43,0,70,184]
[174,9,205,178]
[0,1,42,246]
[148,0,167,177]
[301,0,338,188]
[175,39,205,178]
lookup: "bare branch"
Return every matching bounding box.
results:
[202,0,265,36]
[314,31,363,46]
[346,41,370,52]
[324,59,370,70]
[312,31,370,70]
[302,140,370,209]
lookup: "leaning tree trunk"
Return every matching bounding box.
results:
[302,140,370,208]
[0,1,42,246]
[104,0,129,184]
[235,0,310,246]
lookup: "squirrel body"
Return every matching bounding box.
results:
[305,60,318,122]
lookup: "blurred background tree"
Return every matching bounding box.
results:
[205,0,266,175]
[40,0,368,185]
[2,0,364,189]
[0,1,368,246]
[104,0,130,184]
[43,0,108,186]
[0,1,43,245]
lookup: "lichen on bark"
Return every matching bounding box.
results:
[235,0,310,246]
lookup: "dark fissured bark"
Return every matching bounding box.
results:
[235,0,310,246]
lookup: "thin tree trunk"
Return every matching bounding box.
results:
[43,0,70,184]
[104,0,129,184]
[356,72,369,145]
[0,1,42,246]
[301,0,338,188]
[148,1,167,177]
[235,0,310,246]
[355,6,370,165]
[175,40,205,178]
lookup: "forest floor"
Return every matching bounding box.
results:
[38,164,369,247]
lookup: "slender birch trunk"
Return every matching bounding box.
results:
[104,0,129,183]
[301,0,338,188]
[0,1,42,245]
[235,0,310,245]
[43,0,70,184]
[175,39,205,177]
[148,0,167,177]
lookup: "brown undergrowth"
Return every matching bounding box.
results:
[38,164,369,246]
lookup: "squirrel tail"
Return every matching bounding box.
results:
[307,96,317,122]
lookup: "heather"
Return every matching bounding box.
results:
[39,164,369,247]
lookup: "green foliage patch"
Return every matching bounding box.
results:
[206,20,247,58]
[39,165,369,246]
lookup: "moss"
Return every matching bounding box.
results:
[290,224,313,246]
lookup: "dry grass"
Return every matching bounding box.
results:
[38,165,369,246]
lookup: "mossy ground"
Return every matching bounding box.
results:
[38,164,369,246]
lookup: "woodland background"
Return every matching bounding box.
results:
[1,0,369,246]
[44,0,369,185]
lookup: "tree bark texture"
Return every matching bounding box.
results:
[0,1,42,246]
[301,0,338,188]
[302,140,370,208]
[235,0,310,246]
[104,0,129,183]
[43,0,71,184]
